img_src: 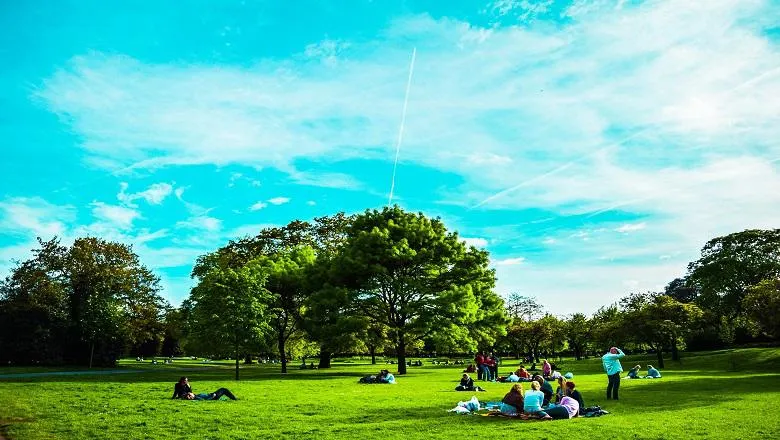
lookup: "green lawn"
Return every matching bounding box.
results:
[2,349,779,439]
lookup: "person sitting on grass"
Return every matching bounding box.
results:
[564,381,585,413]
[172,377,237,400]
[521,381,552,420]
[464,363,477,373]
[544,396,580,420]
[645,365,662,378]
[554,376,567,403]
[501,383,525,413]
[542,360,552,378]
[517,366,530,379]
[378,369,396,384]
[455,373,485,391]
[532,374,554,406]
[627,364,641,379]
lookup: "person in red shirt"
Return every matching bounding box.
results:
[474,352,485,380]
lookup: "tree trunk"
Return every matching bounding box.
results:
[656,348,665,369]
[318,350,332,369]
[397,332,407,375]
[369,345,376,365]
[671,341,679,361]
[278,333,288,374]
[89,341,95,369]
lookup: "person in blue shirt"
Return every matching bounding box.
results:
[521,381,552,420]
[626,364,642,379]
[379,369,396,384]
[172,377,237,400]
[602,347,625,400]
[645,365,662,378]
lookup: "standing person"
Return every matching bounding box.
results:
[474,352,485,381]
[602,347,625,400]
[488,352,499,381]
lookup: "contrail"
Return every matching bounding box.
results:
[388,47,417,206]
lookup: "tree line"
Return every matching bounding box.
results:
[1,207,778,376]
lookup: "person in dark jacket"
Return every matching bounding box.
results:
[564,381,585,414]
[455,373,484,391]
[172,377,237,400]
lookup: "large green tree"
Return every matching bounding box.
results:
[188,259,271,380]
[332,206,507,374]
[565,313,591,360]
[743,278,780,339]
[687,229,780,318]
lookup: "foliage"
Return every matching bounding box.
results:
[188,259,272,380]
[332,206,507,374]
[743,278,780,339]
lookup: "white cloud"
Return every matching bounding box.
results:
[0,197,75,238]
[615,222,647,233]
[91,202,140,229]
[268,197,290,205]
[176,216,222,232]
[495,257,526,266]
[542,237,556,245]
[463,237,489,248]
[249,201,267,211]
[117,182,173,206]
[307,200,317,206]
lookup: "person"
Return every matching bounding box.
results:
[532,374,554,406]
[564,381,585,413]
[602,346,625,400]
[554,376,567,403]
[627,364,641,379]
[465,363,477,373]
[517,366,530,379]
[521,381,551,420]
[488,353,499,381]
[542,359,552,378]
[456,373,484,391]
[378,369,396,384]
[475,352,486,381]
[646,365,662,378]
[501,383,524,413]
[483,354,495,382]
[544,396,580,420]
[506,371,520,382]
[172,377,237,401]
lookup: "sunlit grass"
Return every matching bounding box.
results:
[2,349,779,439]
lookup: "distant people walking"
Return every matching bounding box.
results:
[602,347,625,400]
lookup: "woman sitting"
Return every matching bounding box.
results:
[645,365,662,378]
[554,376,567,403]
[516,366,530,379]
[501,383,524,415]
[455,373,484,391]
[564,381,585,413]
[627,364,642,379]
[532,374,554,406]
[521,381,551,420]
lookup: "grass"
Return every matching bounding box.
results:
[2,348,780,439]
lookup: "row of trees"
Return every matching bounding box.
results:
[2,206,778,374]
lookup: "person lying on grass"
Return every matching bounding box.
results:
[172,377,238,400]
[455,373,485,391]
[543,396,580,420]
[645,365,662,378]
[521,380,552,420]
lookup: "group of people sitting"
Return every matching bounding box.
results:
[627,364,662,379]
[499,377,584,420]
[359,369,396,384]
[171,377,238,401]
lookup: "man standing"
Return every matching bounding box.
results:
[601,347,625,400]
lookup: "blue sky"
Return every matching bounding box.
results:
[2,0,779,315]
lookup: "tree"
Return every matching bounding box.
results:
[505,294,543,321]
[189,260,271,380]
[687,229,780,318]
[255,246,315,373]
[663,277,699,303]
[333,206,506,374]
[743,279,780,339]
[565,313,591,360]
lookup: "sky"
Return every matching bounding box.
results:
[1,0,779,315]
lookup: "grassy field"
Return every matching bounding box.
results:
[2,348,779,439]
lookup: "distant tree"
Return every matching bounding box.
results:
[505,293,543,321]
[743,279,780,339]
[188,260,271,380]
[565,313,591,360]
[332,206,506,374]
[664,277,699,303]
[687,229,780,318]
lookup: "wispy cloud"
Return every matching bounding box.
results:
[91,202,140,229]
[495,256,526,266]
[268,197,291,205]
[463,237,489,248]
[615,222,647,233]
[249,201,267,211]
[118,182,173,206]
[0,197,75,238]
